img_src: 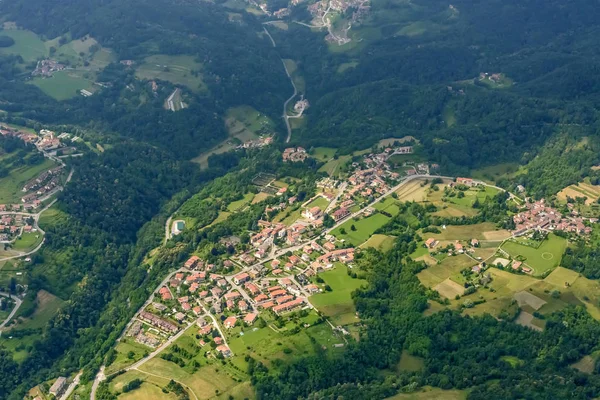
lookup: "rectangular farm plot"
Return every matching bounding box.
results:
[416,255,476,289]
[434,278,465,299]
[331,213,391,246]
[500,234,567,276]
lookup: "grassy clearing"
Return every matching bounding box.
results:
[0,158,57,203]
[0,29,47,62]
[306,196,329,211]
[417,255,476,289]
[135,54,205,92]
[310,264,366,325]
[386,386,467,400]
[337,61,359,73]
[397,350,425,372]
[361,234,396,252]
[331,213,391,246]
[373,197,402,216]
[227,193,255,212]
[192,105,274,167]
[501,234,567,276]
[38,206,69,230]
[471,163,520,183]
[11,232,43,252]
[318,155,351,177]
[283,59,305,94]
[30,70,95,101]
[11,290,64,330]
[421,222,506,242]
[312,147,337,161]
[106,339,152,375]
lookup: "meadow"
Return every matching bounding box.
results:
[361,234,396,252]
[305,196,330,211]
[135,54,205,92]
[0,29,47,62]
[500,234,567,276]
[310,264,366,325]
[226,193,255,212]
[331,213,391,246]
[105,339,152,375]
[11,232,43,252]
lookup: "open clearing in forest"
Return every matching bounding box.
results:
[135,54,206,92]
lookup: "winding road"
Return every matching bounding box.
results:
[0,292,22,330]
[263,25,298,143]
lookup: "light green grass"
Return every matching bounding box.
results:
[318,155,351,177]
[332,213,391,246]
[0,29,47,62]
[312,147,337,161]
[373,197,401,216]
[30,70,94,100]
[106,340,152,375]
[11,232,43,251]
[397,350,425,372]
[361,234,395,252]
[306,196,329,211]
[310,264,366,325]
[38,206,69,230]
[227,193,254,212]
[135,54,205,92]
[501,234,567,276]
[11,290,64,331]
[337,61,358,73]
[386,386,467,400]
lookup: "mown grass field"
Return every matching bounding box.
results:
[0,29,47,62]
[312,147,337,162]
[0,158,57,203]
[135,54,205,92]
[386,386,467,400]
[227,193,255,212]
[331,213,391,246]
[501,234,566,276]
[310,264,366,326]
[11,232,43,252]
[305,196,329,211]
[318,155,351,177]
[106,339,152,375]
[361,234,396,252]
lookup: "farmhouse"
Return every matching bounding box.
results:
[425,238,438,249]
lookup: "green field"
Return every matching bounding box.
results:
[312,147,337,161]
[106,339,152,375]
[193,105,274,167]
[0,29,47,62]
[11,232,43,252]
[318,155,351,177]
[386,386,467,400]
[373,197,401,216]
[361,234,396,252]
[310,264,366,325]
[332,213,391,246]
[30,70,95,100]
[420,222,510,242]
[0,158,57,203]
[306,196,330,211]
[501,234,567,276]
[135,54,205,92]
[38,206,69,230]
[226,193,254,212]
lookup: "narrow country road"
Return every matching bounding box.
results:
[263,25,298,143]
[0,292,23,330]
[59,372,82,400]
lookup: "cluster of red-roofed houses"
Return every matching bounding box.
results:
[512,199,592,237]
[0,214,35,242]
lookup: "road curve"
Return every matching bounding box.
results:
[0,292,22,330]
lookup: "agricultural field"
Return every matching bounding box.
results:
[282,59,305,94]
[310,264,366,326]
[305,196,330,211]
[416,254,476,293]
[226,193,255,212]
[0,158,58,203]
[373,197,402,217]
[557,181,600,204]
[193,106,275,167]
[105,339,152,375]
[386,386,467,400]
[500,234,567,276]
[135,54,205,92]
[312,147,337,162]
[0,29,47,62]
[318,155,351,177]
[331,213,391,246]
[11,232,43,252]
[419,222,510,244]
[361,234,396,252]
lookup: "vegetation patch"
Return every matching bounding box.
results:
[331,213,391,246]
[135,54,205,92]
[500,234,567,276]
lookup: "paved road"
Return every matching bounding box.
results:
[59,371,82,400]
[262,25,298,143]
[0,292,23,330]
[90,366,105,400]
